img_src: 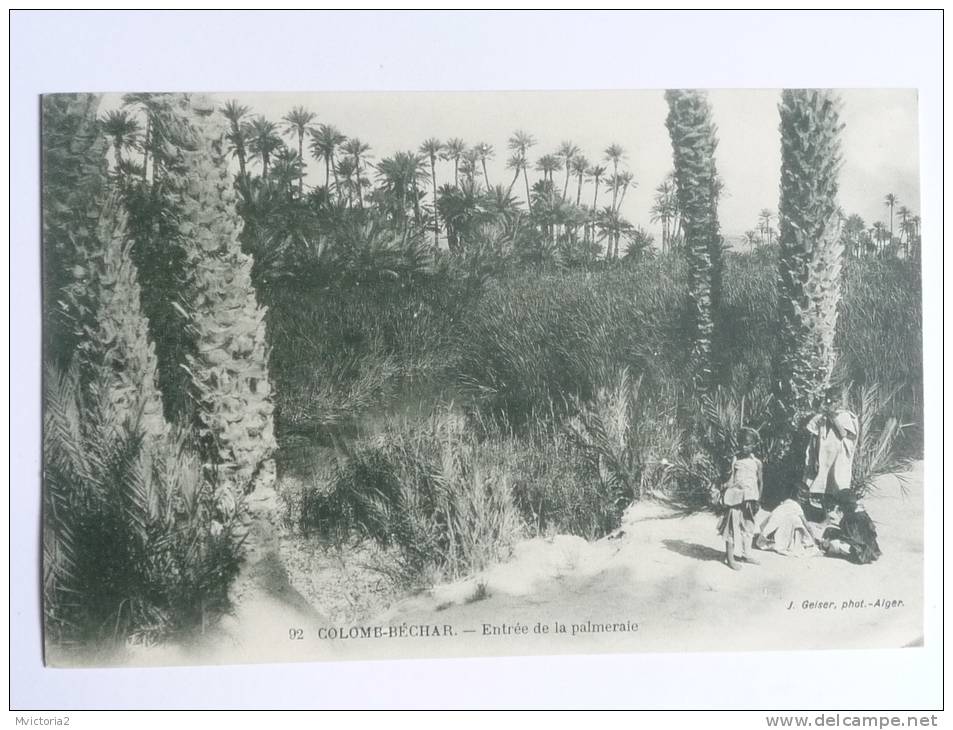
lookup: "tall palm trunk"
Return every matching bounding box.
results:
[576,172,584,206]
[231,127,247,182]
[330,154,340,200]
[610,161,619,213]
[772,89,844,444]
[297,130,305,195]
[164,95,277,493]
[665,89,724,397]
[563,167,571,200]
[412,183,421,226]
[430,156,439,248]
[590,178,600,249]
[112,140,124,176]
[236,143,246,181]
[482,160,490,189]
[615,185,629,213]
[523,167,532,213]
[142,116,151,183]
[354,153,364,209]
[506,169,520,198]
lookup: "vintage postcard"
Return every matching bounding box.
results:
[41,89,922,668]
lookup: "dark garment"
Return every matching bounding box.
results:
[823,510,882,565]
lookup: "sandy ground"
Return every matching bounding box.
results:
[379,463,922,660]
[71,462,922,668]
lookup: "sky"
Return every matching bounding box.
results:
[101,89,920,240]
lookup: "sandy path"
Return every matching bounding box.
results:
[112,463,922,666]
[118,486,338,667]
[368,463,923,660]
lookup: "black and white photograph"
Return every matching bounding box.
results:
[41,87,924,668]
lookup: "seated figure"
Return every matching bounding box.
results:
[816,490,882,565]
[756,495,819,557]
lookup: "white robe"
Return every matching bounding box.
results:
[757,500,818,556]
[805,410,858,497]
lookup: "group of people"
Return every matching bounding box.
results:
[714,409,882,571]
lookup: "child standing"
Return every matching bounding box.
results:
[717,428,763,570]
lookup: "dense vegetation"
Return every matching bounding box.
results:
[43,91,922,644]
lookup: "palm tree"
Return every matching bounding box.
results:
[443,138,466,186]
[604,143,626,213]
[505,153,526,199]
[281,106,316,195]
[535,155,562,235]
[162,95,277,492]
[441,183,521,254]
[665,90,723,395]
[485,184,523,227]
[121,93,155,183]
[460,148,481,186]
[587,164,607,246]
[744,229,760,250]
[910,214,921,262]
[101,110,141,177]
[222,100,251,182]
[557,141,580,200]
[884,193,898,245]
[650,179,677,252]
[121,93,161,184]
[333,156,358,206]
[896,204,911,255]
[842,214,866,257]
[758,208,774,246]
[419,138,444,248]
[342,137,371,208]
[595,206,634,261]
[309,123,347,195]
[508,130,537,211]
[436,180,492,252]
[268,146,304,199]
[474,143,494,189]
[571,155,589,205]
[615,170,635,212]
[376,151,429,228]
[247,116,282,178]
[42,92,109,363]
[772,89,845,443]
[871,221,888,253]
[602,171,636,258]
[535,154,562,185]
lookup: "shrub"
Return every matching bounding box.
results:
[44,365,243,647]
[565,369,685,528]
[847,383,912,497]
[490,424,598,539]
[298,409,522,585]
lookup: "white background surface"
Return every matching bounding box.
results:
[8,9,944,711]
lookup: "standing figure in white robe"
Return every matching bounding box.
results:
[804,408,859,505]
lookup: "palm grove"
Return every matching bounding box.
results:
[43,91,920,649]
